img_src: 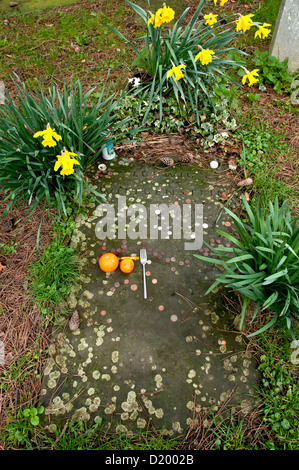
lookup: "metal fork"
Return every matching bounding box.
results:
[140,248,147,299]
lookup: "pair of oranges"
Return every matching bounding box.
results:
[99,252,135,274]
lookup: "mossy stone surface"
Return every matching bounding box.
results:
[40,157,259,435]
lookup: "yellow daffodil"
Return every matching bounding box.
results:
[242,69,259,87]
[255,23,271,39]
[204,13,218,28]
[54,149,80,176]
[214,0,229,5]
[160,5,175,23]
[235,13,255,33]
[33,124,62,148]
[167,64,186,81]
[195,48,215,66]
[147,5,175,28]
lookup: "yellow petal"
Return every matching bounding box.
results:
[33,130,44,138]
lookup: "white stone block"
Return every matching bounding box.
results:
[270,0,299,73]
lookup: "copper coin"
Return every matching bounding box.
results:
[158,305,164,311]
[131,284,138,291]
[152,279,158,284]
[100,310,107,316]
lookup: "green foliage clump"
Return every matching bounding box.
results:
[2,406,45,449]
[258,353,299,449]
[194,196,299,339]
[252,50,294,93]
[237,121,288,172]
[27,239,79,319]
[105,0,248,123]
[0,75,133,217]
[116,92,237,148]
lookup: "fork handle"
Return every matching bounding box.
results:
[143,264,147,299]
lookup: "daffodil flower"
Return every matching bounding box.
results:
[235,14,255,33]
[214,0,229,6]
[167,64,186,81]
[204,13,218,28]
[255,23,271,39]
[242,69,259,87]
[195,48,215,66]
[147,5,175,28]
[34,124,62,148]
[54,149,80,176]
[160,5,175,23]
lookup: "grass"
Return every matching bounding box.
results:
[0,0,299,451]
[27,240,79,319]
[0,0,140,95]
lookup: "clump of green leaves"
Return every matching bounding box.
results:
[194,196,299,339]
[2,406,45,449]
[27,240,79,319]
[116,92,237,148]
[252,50,294,93]
[0,75,134,217]
[258,353,299,449]
[237,121,288,172]
[105,0,246,123]
[0,240,20,254]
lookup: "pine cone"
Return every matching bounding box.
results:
[160,156,174,166]
[69,310,79,331]
[179,153,193,163]
[237,177,253,187]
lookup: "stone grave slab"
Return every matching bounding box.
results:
[270,0,299,73]
[40,158,259,435]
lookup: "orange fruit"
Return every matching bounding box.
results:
[120,258,135,273]
[99,252,119,273]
